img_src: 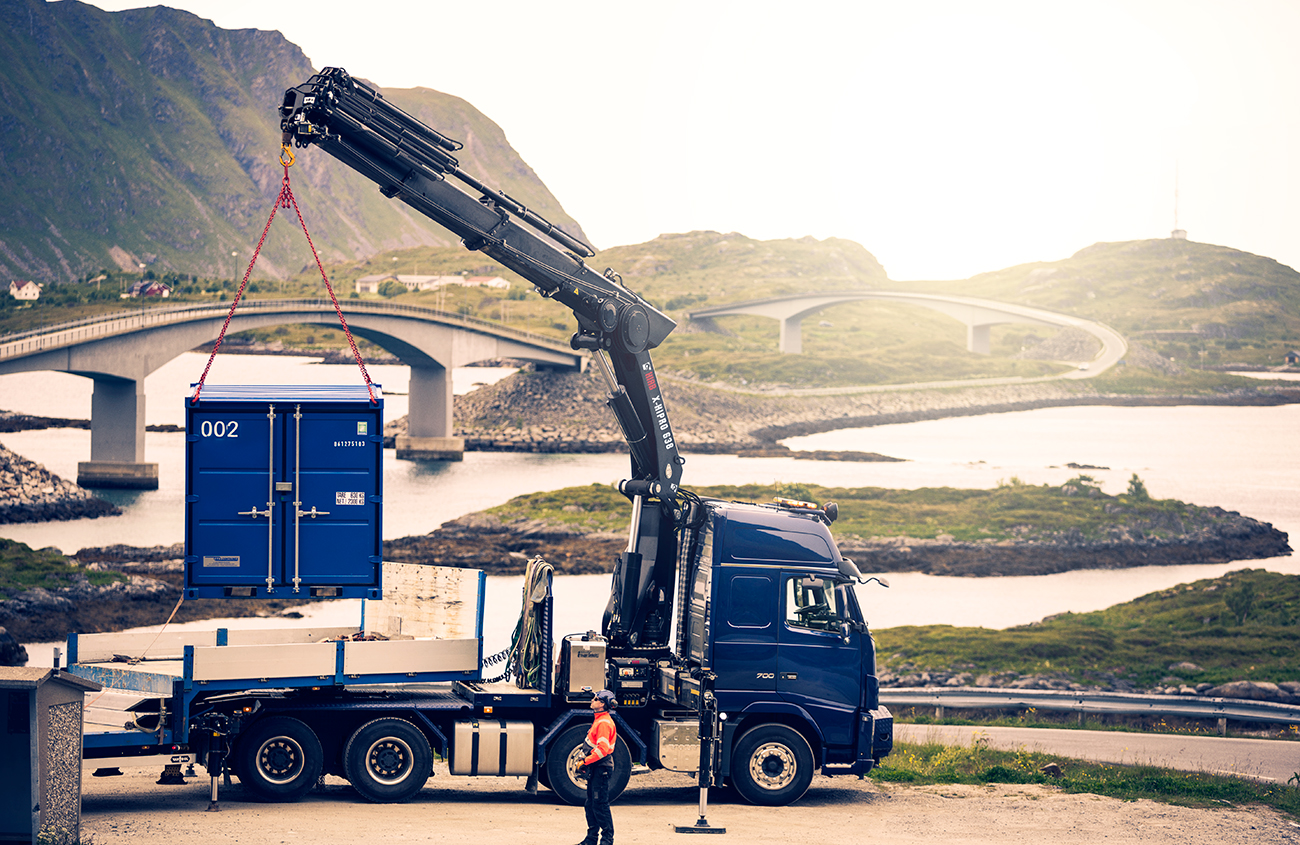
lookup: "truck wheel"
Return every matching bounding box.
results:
[343,718,432,803]
[544,724,632,807]
[235,716,323,802]
[730,724,814,806]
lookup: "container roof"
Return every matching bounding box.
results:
[189,384,383,404]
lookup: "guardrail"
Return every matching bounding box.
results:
[0,298,574,361]
[879,687,1300,731]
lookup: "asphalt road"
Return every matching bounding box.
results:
[896,724,1300,784]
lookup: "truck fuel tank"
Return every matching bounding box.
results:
[450,720,534,776]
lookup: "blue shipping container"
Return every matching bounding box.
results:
[185,385,383,599]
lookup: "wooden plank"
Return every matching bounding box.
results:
[74,631,217,663]
[342,638,478,676]
[223,627,359,646]
[68,663,181,695]
[190,642,337,682]
[365,564,482,639]
[83,690,156,711]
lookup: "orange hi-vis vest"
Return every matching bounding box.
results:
[583,711,616,767]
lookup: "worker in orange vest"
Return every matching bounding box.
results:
[576,689,618,845]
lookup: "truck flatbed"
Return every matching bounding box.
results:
[66,624,484,752]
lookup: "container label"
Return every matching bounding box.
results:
[203,555,240,568]
[336,492,365,506]
[357,421,368,435]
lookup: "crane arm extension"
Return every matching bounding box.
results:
[280,68,683,501]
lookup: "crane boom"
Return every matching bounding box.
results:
[280,68,683,505]
[280,68,685,646]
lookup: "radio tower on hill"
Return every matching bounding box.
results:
[1170,162,1187,240]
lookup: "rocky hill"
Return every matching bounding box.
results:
[0,0,585,283]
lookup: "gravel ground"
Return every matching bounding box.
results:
[76,764,1300,845]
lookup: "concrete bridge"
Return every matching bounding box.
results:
[0,299,581,487]
[688,291,1117,357]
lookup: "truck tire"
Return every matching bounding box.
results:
[343,718,433,803]
[235,716,323,802]
[730,724,814,806]
[544,724,631,807]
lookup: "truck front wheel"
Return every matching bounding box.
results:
[731,724,814,806]
[344,718,433,803]
[544,724,631,806]
[235,716,323,802]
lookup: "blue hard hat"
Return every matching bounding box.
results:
[594,689,617,709]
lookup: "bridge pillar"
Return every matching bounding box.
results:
[967,323,992,355]
[78,377,158,489]
[779,316,803,355]
[396,364,464,461]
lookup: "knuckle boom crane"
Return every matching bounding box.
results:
[280,67,684,651]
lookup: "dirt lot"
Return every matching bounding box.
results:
[78,764,1300,845]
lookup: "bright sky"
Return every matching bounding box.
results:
[82,0,1300,280]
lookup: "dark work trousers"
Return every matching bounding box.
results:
[584,766,614,843]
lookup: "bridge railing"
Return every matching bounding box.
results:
[0,298,574,360]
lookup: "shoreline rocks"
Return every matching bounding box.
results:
[837,512,1291,577]
[0,442,121,524]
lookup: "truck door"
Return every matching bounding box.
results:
[711,570,778,694]
[776,575,860,747]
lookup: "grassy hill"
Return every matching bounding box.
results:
[907,238,1300,370]
[876,569,1300,688]
[0,0,583,284]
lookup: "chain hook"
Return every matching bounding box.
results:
[280,144,295,168]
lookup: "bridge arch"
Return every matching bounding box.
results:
[0,299,581,486]
[688,291,1091,355]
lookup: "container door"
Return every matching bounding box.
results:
[776,575,860,747]
[284,406,382,589]
[187,406,283,590]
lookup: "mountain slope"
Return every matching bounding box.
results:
[0,0,585,283]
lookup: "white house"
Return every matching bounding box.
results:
[8,280,41,300]
[127,280,171,297]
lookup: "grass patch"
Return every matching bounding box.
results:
[0,539,124,601]
[486,477,1255,544]
[874,739,1300,816]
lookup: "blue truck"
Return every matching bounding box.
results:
[62,68,893,807]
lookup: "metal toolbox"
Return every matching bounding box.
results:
[558,632,607,697]
[450,719,534,776]
[184,385,383,599]
[653,719,700,772]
